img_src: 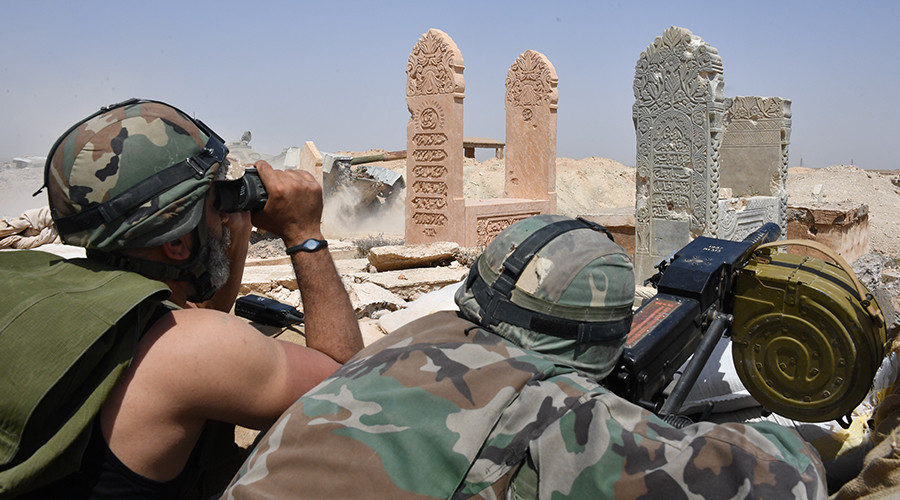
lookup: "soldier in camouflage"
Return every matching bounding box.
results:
[224,214,826,499]
[1,99,362,498]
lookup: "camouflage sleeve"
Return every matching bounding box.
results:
[220,312,826,499]
[526,385,827,499]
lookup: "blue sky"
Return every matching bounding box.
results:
[2,0,897,169]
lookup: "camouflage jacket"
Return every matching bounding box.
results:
[224,311,826,499]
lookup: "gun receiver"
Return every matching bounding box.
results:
[606,223,781,414]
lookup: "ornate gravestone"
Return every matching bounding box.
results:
[633,26,726,282]
[504,49,558,213]
[405,30,553,247]
[633,28,792,283]
[405,28,466,244]
[717,96,791,240]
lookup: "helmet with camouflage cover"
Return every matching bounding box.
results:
[44,98,233,251]
[42,98,241,302]
[455,214,635,380]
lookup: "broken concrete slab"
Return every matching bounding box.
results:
[245,239,359,266]
[240,264,298,296]
[335,258,371,274]
[788,202,868,226]
[346,281,408,319]
[368,241,460,272]
[298,141,324,185]
[358,317,388,346]
[350,266,469,301]
[245,256,292,267]
[329,240,362,260]
[240,258,370,297]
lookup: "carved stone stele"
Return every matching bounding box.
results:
[720,96,792,239]
[405,29,465,244]
[504,49,558,212]
[632,26,725,283]
[403,30,555,247]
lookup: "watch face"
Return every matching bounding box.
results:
[303,239,325,251]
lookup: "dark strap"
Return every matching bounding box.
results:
[86,249,202,281]
[473,217,630,343]
[490,218,608,298]
[470,265,631,343]
[54,135,227,236]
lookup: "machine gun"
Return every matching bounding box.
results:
[605,223,887,424]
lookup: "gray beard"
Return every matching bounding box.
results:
[206,226,231,291]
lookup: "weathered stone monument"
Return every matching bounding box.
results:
[504,49,558,213]
[633,26,726,281]
[405,29,554,246]
[405,28,466,244]
[633,26,791,282]
[718,96,791,239]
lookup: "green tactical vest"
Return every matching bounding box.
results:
[0,250,170,497]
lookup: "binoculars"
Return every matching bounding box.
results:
[214,167,269,213]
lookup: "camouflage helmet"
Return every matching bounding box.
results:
[455,214,635,380]
[44,98,230,251]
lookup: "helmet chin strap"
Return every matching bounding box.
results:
[183,219,216,303]
[86,211,217,303]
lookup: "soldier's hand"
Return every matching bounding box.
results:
[250,161,325,245]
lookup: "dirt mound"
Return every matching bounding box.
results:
[786,165,900,257]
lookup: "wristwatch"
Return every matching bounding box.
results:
[285,238,329,255]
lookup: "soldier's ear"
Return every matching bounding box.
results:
[161,233,193,262]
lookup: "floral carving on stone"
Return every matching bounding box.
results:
[476,213,538,247]
[727,96,788,120]
[406,29,464,97]
[505,50,558,109]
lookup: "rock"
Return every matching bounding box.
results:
[346,281,407,319]
[852,253,888,291]
[812,183,824,202]
[368,241,460,272]
[268,286,301,307]
[872,287,900,342]
[351,266,469,301]
[240,258,370,297]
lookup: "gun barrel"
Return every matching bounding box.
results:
[744,222,780,243]
[350,151,407,165]
[730,222,781,268]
